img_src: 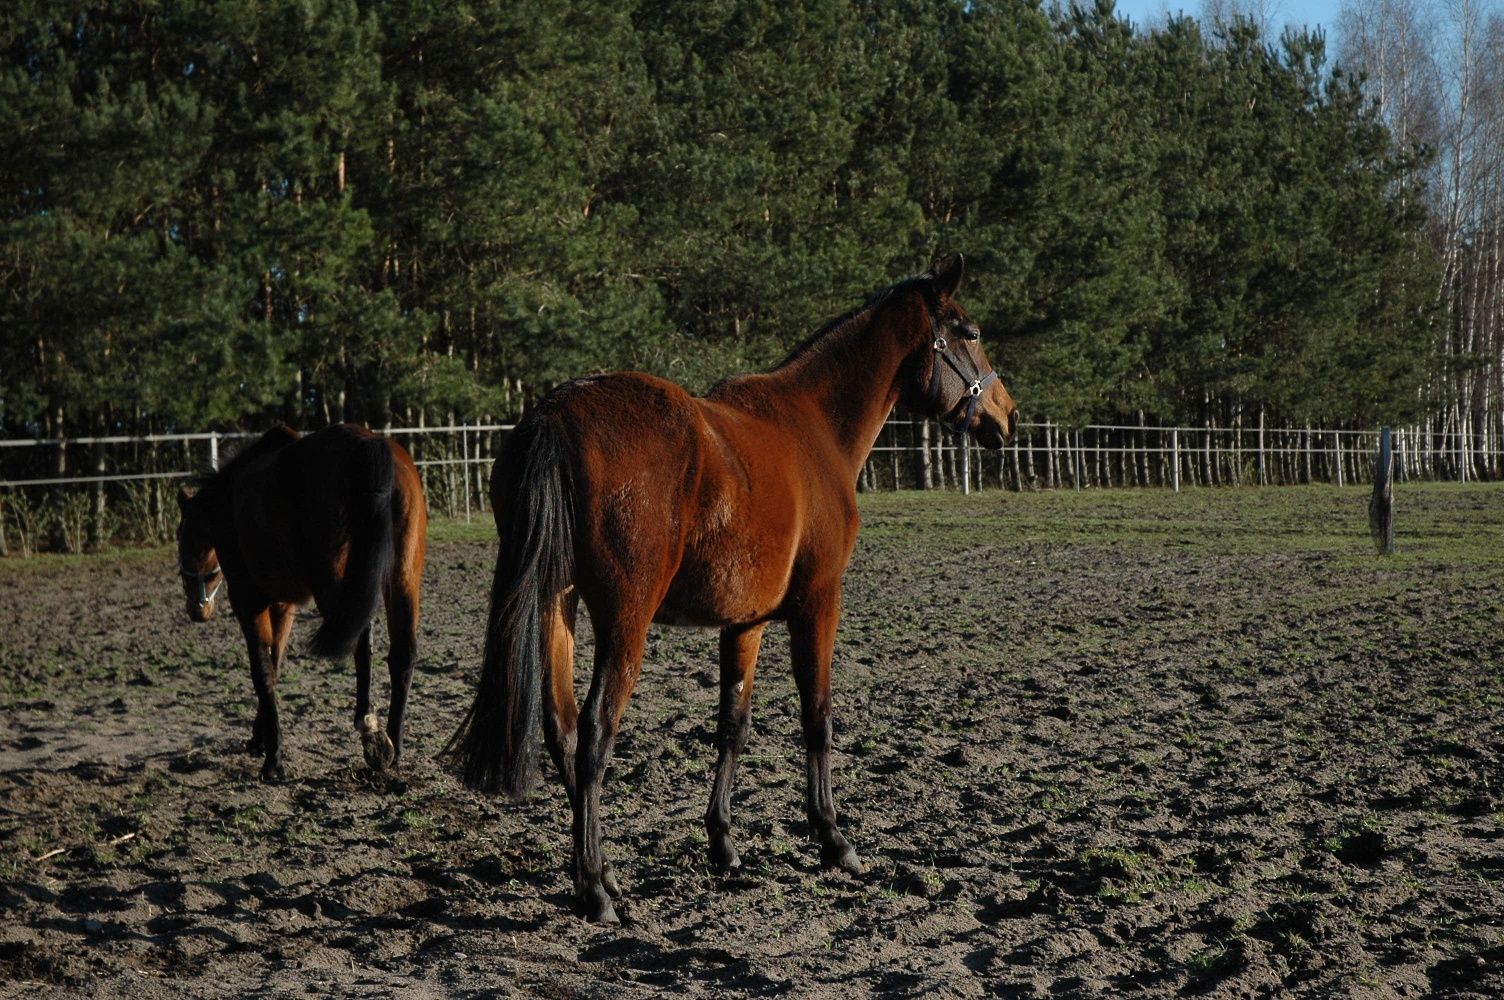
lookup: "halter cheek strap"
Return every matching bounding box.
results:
[179,561,223,607]
[926,327,999,434]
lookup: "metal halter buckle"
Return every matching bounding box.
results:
[968,380,983,397]
[933,336,947,351]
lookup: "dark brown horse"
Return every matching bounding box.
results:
[449,254,1017,923]
[177,423,428,781]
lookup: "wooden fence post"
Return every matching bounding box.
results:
[916,419,932,489]
[461,423,471,521]
[1171,428,1181,493]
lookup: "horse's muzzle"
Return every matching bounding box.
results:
[977,405,1017,450]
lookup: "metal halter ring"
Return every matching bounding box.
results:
[933,336,948,351]
[967,380,984,397]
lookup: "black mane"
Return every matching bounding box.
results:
[770,273,937,372]
[191,425,300,493]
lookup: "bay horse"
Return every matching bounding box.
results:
[176,423,428,781]
[448,254,1017,923]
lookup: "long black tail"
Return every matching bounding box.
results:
[309,437,396,659]
[444,417,574,798]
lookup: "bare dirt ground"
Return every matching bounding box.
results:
[3,484,1504,999]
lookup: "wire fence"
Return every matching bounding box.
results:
[2,417,1500,554]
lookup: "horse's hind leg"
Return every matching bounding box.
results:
[269,603,297,683]
[790,590,862,875]
[572,615,650,924]
[352,622,398,772]
[353,624,373,727]
[705,623,765,872]
[379,463,427,766]
[543,590,623,898]
[377,580,420,771]
[542,589,580,801]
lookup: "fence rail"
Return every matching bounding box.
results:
[0,423,515,555]
[4,419,1503,491]
[1,418,1501,554]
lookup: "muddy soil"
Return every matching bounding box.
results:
[3,485,1504,999]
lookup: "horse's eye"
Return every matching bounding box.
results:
[948,317,979,341]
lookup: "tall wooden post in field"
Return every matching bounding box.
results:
[1370,426,1395,555]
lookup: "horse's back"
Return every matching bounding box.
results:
[517,373,817,627]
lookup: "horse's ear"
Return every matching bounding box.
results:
[177,486,193,510]
[931,252,965,298]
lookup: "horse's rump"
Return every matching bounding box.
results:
[296,428,399,658]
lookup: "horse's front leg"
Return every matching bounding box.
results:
[238,604,286,782]
[790,589,862,875]
[705,623,765,872]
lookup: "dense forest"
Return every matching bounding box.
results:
[1,0,1497,461]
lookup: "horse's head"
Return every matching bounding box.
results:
[904,254,1018,448]
[176,487,222,622]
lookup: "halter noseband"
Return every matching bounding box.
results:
[179,560,223,608]
[925,313,998,434]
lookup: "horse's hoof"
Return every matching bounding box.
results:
[709,837,742,873]
[578,885,619,925]
[259,761,286,783]
[822,842,863,877]
[359,715,396,772]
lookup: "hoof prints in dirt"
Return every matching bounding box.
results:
[4,487,1504,997]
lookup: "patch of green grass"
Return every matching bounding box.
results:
[399,808,437,833]
[425,516,499,546]
[1080,845,1152,880]
[1078,845,1167,902]
[855,482,1504,567]
[0,541,171,578]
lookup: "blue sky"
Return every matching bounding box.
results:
[1105,0,1348,36]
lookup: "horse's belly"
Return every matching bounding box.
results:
[652,591,772,629]
[655,542,791,628]
[240,549,315,605]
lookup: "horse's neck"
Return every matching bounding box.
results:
[764,301,919,470]
[196,479,238,547]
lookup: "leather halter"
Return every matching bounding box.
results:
[925,312,998,434]
[179,560,223,608]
